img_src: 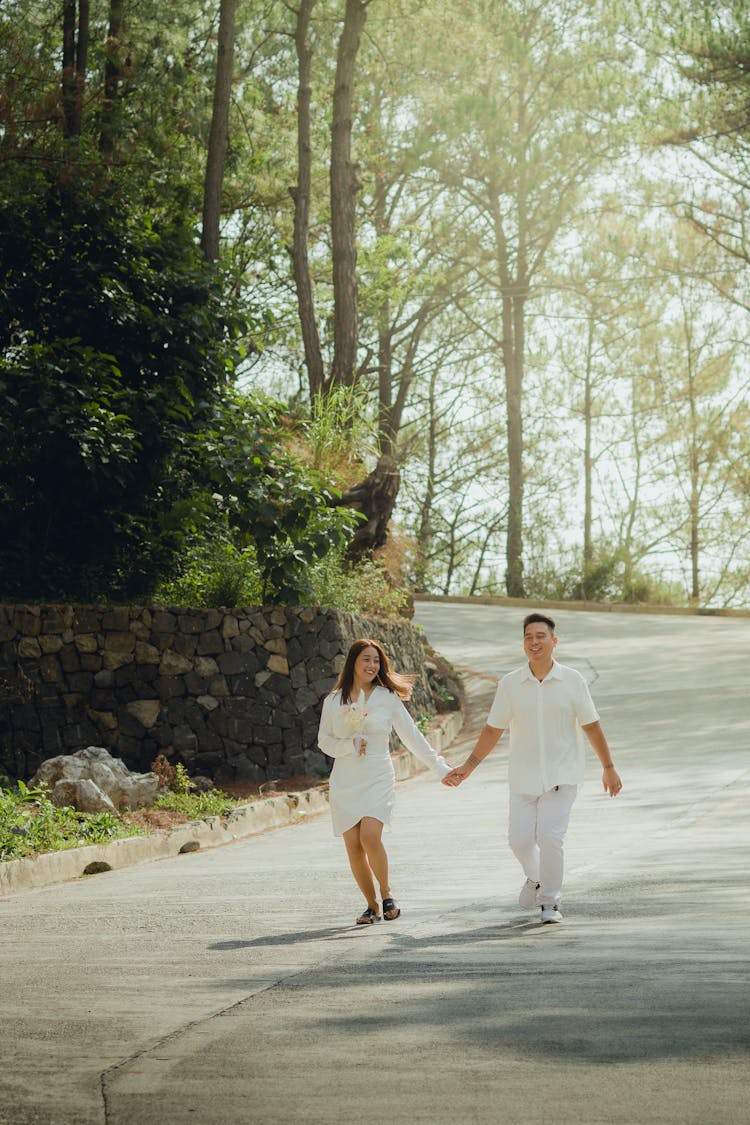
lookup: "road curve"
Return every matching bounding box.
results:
[1,602,747,1125]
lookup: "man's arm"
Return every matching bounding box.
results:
[441,724,504,787]
[581,720,622,797]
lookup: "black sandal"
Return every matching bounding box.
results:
[356,906,380,925]
[382,896,401,921]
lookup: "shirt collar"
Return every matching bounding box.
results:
[522,658,561,683]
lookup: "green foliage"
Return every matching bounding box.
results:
[175,389,362,604]
[0,173,355,605]
[620,572,686,607]
[156,519,410,616]
[306,546,411,617]
[522,546,688,607]
[156,538,264,608]
[669,0,750,144]
[153,765,240,818]
[0,781,142,861]
[0,176,248,601]
[307,384,376,484]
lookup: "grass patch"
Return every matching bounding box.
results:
[152,764,242,819]
[0,781,145,862]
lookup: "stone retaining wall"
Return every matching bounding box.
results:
[0,604,437,784]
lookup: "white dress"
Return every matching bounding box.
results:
[317,685,452,836]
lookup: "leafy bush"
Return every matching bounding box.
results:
[155,538,264,608]
[0,179,359,607]
[306,384,376,486]
[565,553,622,602]
[523,543,687,606]
[0,178,248,601]
[0,781,142,861]
[154,390,378,609]
[306,547,411,617]
[153,764,240,819]
[621,571,686,606]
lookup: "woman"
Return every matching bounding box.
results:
[318,638,452,925]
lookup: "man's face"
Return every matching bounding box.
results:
[523,622,557,664]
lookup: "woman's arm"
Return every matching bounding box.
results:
[317,693,358,759]
[391,697,452,777]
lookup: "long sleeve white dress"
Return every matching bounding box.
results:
[317,685,452,836]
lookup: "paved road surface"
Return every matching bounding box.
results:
[1,603,748,1124]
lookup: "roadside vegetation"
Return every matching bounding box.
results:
[0,766,250,863]
[0,780,143,862]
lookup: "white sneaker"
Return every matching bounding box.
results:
[518,878,540,909]
[540,904,563,924]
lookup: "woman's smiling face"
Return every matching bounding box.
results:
[354,645,380,684]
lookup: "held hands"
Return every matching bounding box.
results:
[442,762,472,787]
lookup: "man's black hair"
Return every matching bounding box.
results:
[523,612,556,633]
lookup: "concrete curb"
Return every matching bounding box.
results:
[0,788,332,896]
[0,709,465,897]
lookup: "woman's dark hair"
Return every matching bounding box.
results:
[334,638,415,703]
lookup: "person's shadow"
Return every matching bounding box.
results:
[208,914,540,951]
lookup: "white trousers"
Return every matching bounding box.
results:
[508,784,578,907]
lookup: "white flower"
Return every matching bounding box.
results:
[333,689,370,737]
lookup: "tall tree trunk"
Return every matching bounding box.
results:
[688,367,700,601]
[62,0,88,138]
[291,0,325,396]
[492,188,526,599]
[99,0,124,157]
[374,165,395,451]
[414,367,439,591]
[503,288,525,598]
[201,0,236,262]
[583,314,595,580]
[329,0,368,387]
[442,505,463,594]
[507,295,526,597]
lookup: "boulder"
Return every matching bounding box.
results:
[31,746,162,811]
[52,778,117,814]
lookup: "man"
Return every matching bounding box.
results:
[442,612,622,923]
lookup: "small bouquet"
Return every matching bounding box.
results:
[335,684,368,756]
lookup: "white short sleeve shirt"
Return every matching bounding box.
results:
[486,659,599,796]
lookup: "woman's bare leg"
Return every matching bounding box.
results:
[342,823,378,910]
[359,817,391,902]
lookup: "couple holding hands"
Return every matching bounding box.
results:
[317,613,622,926]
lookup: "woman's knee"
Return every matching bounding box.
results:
[359,818,384,851]
[343,826,363,854]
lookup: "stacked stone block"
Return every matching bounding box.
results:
[0,604,434,784]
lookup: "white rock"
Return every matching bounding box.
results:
[52,778,117,814]
[32,747,161,811]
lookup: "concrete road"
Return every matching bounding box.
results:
[1,603,748,1125]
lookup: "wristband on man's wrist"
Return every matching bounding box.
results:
[603,763,615,769]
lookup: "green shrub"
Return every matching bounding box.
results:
[306,548,411,617]
[155,537,264,608]
[306,384,376,485]
[0,781,142,861]
[158,533,412,618]
[153,764,240,819]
